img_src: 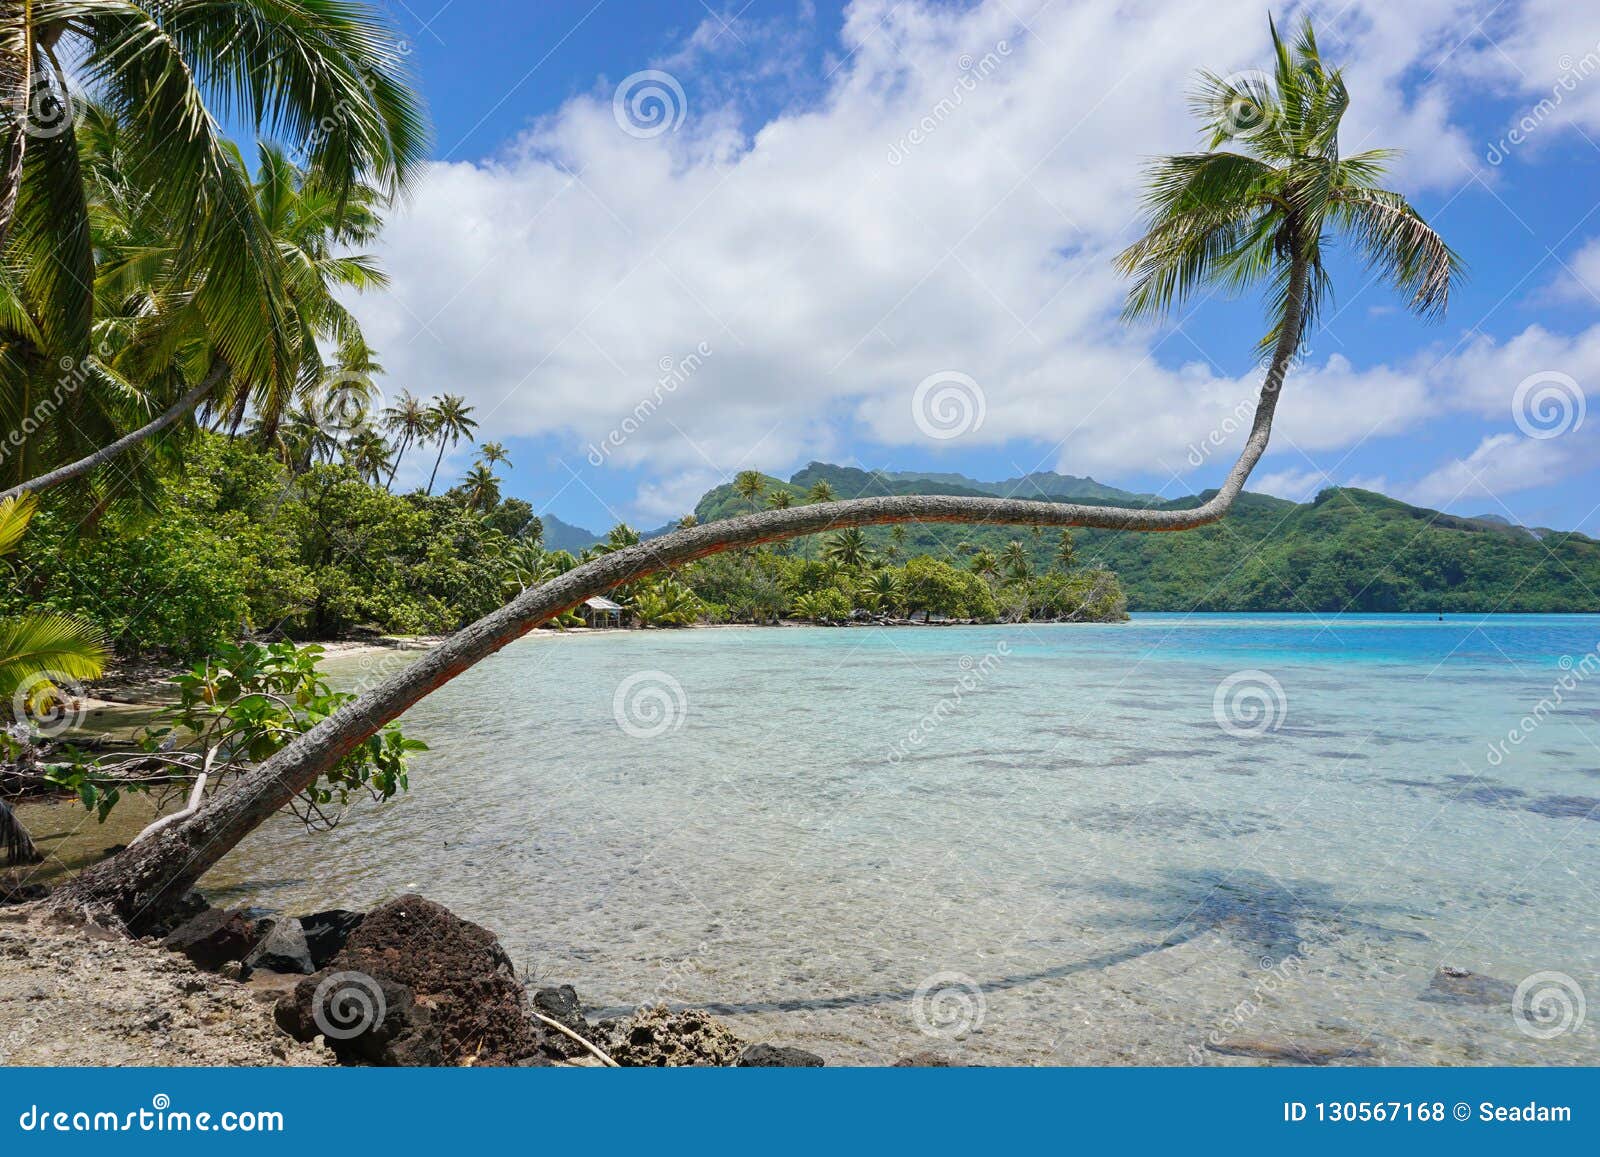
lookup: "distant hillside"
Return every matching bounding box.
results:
[540,513,602,553]
[689,463,1600,613]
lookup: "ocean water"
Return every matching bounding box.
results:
[31,615,1600,1064]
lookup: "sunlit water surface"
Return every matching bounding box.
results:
[28,614,1600,1064]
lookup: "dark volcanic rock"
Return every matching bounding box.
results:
[297,909,364,970]
[275,972,443,1066]
[1418,966,1515,1008]
[276,894,540,1067]
[243,917,315,977]
[530,984,597,1061]
[1205,1037,1374,1065]
[737,1042,825,1067]
[891,1050,956,1066]
[160,907,256,971]
[604,1004,745,1067]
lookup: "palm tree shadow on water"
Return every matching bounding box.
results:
[645,869,1428,1020]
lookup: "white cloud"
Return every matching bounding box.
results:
[1542,236,1600,305]
[353,0,1597,520]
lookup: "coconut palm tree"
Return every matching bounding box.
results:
[381,390,430,491]
[766,490,793,510]
[1055,530,1077,572]
[478,442,510,470]
[460,462,501,511]
[969,548,1000,582]
[805,480,834,504]
[1000,540,1032,584]
[733,470,766,512]
[424,394,477,496]
[0,1,426,500]
[55,17,1463,928]
[343,427,394,486]
[822,527,872,571]
[1117,16,1458,361]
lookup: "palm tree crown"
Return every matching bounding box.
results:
[1118,17,1461,358]
[424,394,477,495]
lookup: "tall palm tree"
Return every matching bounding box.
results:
[460,462,500,511]
[822,527,872,571]
[805,480,835,504]
[478,441,510,470]
[766,490,793,510]
[0,1,426,500]
[424,394,477,496]
[733,470,766,512]
[969,548,1000,582]
[999,540,1031,584]
[55,17,1464,928]
[381,390,430,492]
[1055,530,1077,572]
[344,426,394,486]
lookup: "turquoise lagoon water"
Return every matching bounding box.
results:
[197,615,1600,1062]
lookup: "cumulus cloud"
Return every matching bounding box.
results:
[352,0,1598,519]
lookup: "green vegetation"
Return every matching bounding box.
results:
[690,463,1599,614]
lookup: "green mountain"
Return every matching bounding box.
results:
[690,463,1600,613]
[540,513,604,553]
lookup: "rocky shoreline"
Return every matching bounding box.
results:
[0,890,939,1068]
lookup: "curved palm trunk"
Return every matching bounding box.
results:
[50,266,1306,929]
[0,361,227,503]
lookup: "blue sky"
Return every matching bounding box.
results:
[356,1,1600,536]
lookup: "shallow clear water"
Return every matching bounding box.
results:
[29,614,1600,1064]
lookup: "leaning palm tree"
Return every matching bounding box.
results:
[381,390,430,491]
[0,1,426,501]
[424,394,478,495]
[54,17,1463,928]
